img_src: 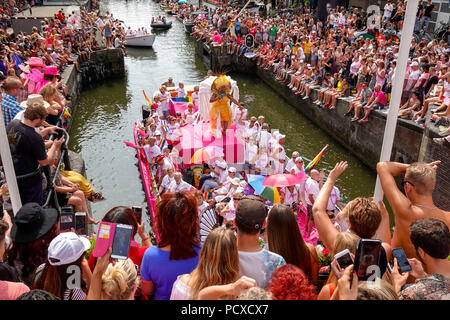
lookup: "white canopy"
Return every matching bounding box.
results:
[198,75,240,123]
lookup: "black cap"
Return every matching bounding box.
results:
[10,203,59,243]
[235,195,267,233]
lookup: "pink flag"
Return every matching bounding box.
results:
[123,141,138,148]
[137,130,148,138]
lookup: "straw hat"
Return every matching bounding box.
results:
[20,94,50,109]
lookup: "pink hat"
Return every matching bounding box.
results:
[44,66,60,76]
[25,57,46,68]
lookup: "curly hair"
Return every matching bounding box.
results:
[267,264,318,300]
[347,197,381,239]
[155,192,200,260]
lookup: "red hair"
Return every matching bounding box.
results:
[267,264,318,300]
[155,191,200,260]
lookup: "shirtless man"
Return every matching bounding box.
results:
[376,161,450,259]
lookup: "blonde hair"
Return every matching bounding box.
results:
[237,287,273,300]
[332,231,361,256]
[357,279,398,300]
[39,83,57,102]
[188,228,239,299]
[405,162,436,195]
[101,259,139,300]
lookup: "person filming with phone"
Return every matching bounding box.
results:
[389,218,450,300]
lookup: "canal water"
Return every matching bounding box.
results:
[68,0,377,225]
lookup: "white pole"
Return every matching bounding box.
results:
[0,109,22,215]
[224,0,254,35]
[373,0,419,203]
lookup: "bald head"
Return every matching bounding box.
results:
[310,169,319,180]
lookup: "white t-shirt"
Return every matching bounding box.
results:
[160,174,175,191]
[383,3,394,18]
[327,186,341,211]
[168,180,193,192]
[285,158,296,173]
[238,249,286,289]
[191,92,199,106]
[244,144,258,163]
[177,87,186,98]
[258,130,272,149]
[96,17,105,28]
[405,69,421,91]
[157,92,170,111]
[144,144,161,163]
[244,123,258,139]
[184,109,196,124]
[305,177,320,206]
[281,185,300,206]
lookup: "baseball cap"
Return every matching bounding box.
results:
[47,232,91,266]
[295,156,303,163]
[228,167,237,173]
[155,130,161,135]
[411,61,419,67]
[235,195,268,233]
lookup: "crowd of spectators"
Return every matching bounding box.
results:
[192,1,450,135]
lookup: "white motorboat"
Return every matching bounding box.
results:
[124,34,156,47]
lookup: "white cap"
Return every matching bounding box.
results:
[411,61,419,67]
[210,172,216,178]
[47,232,91,266]
[155,130,161,135]
[295,156,303,163]
[228,167,237,173]
[231,177,241,186]
[277,134,286,141]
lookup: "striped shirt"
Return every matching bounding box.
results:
[1,93,24,128]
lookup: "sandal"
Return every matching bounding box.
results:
[90,192,106,202]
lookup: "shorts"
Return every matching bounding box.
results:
[307,204,314,222]
[244,161,255,171]
[374,103,384,110]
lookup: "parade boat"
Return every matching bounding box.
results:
[124,34,156,47]
[151,20,172,30]
[183,18,195,34]
[133,75,245,219]
[132,122,158,223]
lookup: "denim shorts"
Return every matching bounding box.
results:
[244,161,255,171]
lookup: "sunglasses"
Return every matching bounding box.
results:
[401,180,415,188]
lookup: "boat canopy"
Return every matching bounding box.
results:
[198,75,240,122]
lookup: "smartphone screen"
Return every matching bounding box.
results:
[60,213,74,232]
[355,239,382,280]
[392,248,412,273]
[132,206,142,223]
[336,250,354,270]
[111,224,133,259]
[75,212,87,236]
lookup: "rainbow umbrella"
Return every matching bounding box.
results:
[247,175,280,203]
[304,144,329,173]
[260,186,280,204]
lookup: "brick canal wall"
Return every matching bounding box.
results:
[195,40,450,210]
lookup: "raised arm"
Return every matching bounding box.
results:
[312,161,348,251]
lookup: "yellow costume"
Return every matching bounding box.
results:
[59,169,93,198]
[210,76,233,131]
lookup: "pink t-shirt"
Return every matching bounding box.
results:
[372,90,385,106]
[213,33,221,44]
[0,281,30,300]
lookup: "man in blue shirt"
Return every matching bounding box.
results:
[1,77,24,128]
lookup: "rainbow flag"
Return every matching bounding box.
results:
[204,189,214,201]
[143,90,152,107]
[305,144,329,173]
[62,107,72,129]
[159,137,166,149]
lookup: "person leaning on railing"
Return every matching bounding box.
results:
[6,98,65,206]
